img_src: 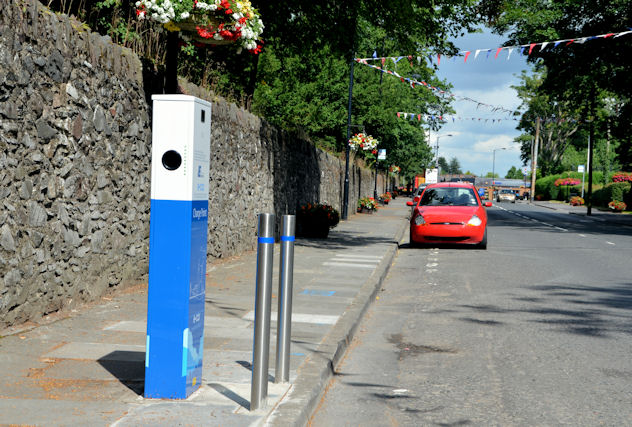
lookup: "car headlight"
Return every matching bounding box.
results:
[414,214,426,225]
[467,215,482,226]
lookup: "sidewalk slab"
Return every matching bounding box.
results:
[0,198,410,426]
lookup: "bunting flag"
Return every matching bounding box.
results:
[396,112,581,124]
[356,28,632,64]
[355,59,518,115]
[396,112,519,123]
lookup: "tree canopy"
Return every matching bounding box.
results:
[485,0,632,174]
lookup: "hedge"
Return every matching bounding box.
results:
[592,182,632,207]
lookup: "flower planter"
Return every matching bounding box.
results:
[360,207,375,214]
[175,17,236,45]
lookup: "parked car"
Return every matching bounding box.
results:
[406,182,491,249]
[497,188,516,203]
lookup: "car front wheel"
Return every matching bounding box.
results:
[477,229,487,249]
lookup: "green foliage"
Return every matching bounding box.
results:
[592,182,632,208]
[437,157,449,173]
[535,171,606,201]
[505,166,524,179]
[448,157,462,174]
[489,0,632,172]
[42,0,485,178]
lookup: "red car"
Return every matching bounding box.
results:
[406,182,492,249]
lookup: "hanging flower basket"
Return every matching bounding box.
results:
[135,0,264,53]
[348,133,378,152]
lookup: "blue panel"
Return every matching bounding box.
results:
[185,200,207,395]
[145,199,207,399]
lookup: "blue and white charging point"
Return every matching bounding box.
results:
[145,95,211,399]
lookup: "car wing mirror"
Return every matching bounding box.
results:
[484,201,492,207]
[406,201,414,206]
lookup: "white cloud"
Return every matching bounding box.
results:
[472,134,521,153]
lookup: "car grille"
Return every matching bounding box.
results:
[429,222,464,225]
[425,236,468,241]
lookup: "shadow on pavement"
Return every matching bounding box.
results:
[459,282,632,338]
[295,231,399,250]
[208,382,250,409]
[97,350,145,396]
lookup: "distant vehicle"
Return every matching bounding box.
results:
[411,184,428,204]
[406,182,491,249]
[497,189,516,203]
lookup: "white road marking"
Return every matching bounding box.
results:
[243,311,339,325]
[333,254,382,259]
[498,205,567,231]
[606,241,616,245]
[579,234,586,237]
[323,262,376,268]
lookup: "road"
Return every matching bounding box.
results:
[310,201,632,426]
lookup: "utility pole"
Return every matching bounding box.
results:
[342,54,355,220]
[587,86,595,216]
[530,117,540,203]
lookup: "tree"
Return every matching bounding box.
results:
[512,69,581,175]
[437,157,449,174]
[486,0,632,171]
[505,166,524,179]
[448,157,462,174]
[485,172,499,178]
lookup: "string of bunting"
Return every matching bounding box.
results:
[355,59,518,115]
[397,112,581,124]
[397,112,518,123]
[357,28,632,64]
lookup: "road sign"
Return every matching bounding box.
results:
[378,149,386,160]
[578,165,585,173]
[523,167,528,175]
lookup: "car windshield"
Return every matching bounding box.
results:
[419,187,479,206]
[500,189,513,194]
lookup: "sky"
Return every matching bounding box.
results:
[432,28,531,178]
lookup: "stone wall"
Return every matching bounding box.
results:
[0,0,387,328]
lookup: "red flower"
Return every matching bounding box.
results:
[196,26,216,39]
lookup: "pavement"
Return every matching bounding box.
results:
[0,197,410,426]
[532,200,632,227]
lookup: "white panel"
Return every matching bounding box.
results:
[150,95,212,201]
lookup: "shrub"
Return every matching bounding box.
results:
[297,203,340,230]
[570,196,584,206]
[593,182,632,208]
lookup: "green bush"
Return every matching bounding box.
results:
[592,182,632,207]
[535,171,608,201]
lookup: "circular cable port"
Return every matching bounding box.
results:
[162,150,182,171]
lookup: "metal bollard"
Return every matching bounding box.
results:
[250,213,275,411]
[275,215,295,383]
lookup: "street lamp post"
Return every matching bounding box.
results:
[435,134,453,174]
[492,147,506,199]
